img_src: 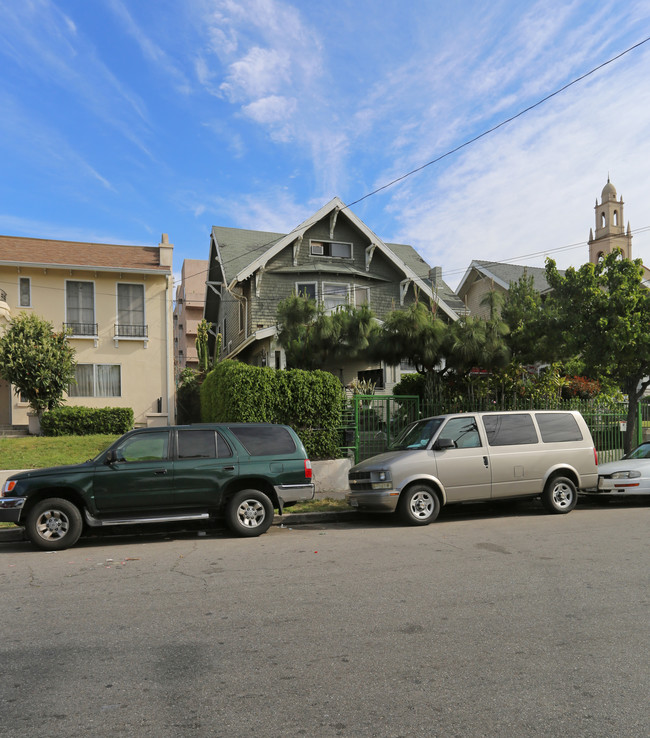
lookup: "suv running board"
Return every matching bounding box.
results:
[84,510,210,528]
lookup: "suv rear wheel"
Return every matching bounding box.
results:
[25,498,83,551]
[226,489,274,537]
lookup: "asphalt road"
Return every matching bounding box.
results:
[1,500,648,738]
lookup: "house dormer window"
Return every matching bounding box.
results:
[310,240,352,258]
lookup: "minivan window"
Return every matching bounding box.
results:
[438,417,482,448]
[230,426,296,456]
[535,413,583,443]
[483,414,538,446]
[390,418,444,450]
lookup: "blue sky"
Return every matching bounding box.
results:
[1,0,649,290]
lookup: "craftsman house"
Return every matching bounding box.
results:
[204,197,466,391]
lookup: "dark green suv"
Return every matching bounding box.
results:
[0,424,314,550]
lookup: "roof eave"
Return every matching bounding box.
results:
[0,260,169,275]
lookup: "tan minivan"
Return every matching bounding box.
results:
[347,411,598,524]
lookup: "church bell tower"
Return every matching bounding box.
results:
[588,177,632,263]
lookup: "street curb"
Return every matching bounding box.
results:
[0,510,358,544]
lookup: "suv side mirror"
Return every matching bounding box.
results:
[434,437,455,451]
[105,449,117,465]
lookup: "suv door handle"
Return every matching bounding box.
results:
[222,466,236,471]
[154,469,168,475]
[483,456,489,467]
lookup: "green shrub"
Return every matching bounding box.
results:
[41,406,134,436]
[201,360,343,459]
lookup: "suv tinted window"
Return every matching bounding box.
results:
[535,413,583,443]
[483,414,538,446]
[116,432,169,462]
[229,426,296,456]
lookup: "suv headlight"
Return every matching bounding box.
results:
[610,470,642,479]
[369,470,392,489]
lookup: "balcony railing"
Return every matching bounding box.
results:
[0,289,7,302]
[63,322,98,337]
[114,324,148,338]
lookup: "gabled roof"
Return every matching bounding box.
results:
[210,198,461,321]
[0,235,170,274]
[456,260,555,298]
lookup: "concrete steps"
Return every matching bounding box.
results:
[0,425,29,438]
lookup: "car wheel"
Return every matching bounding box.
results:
[25,498,83,551]
[226,489,274,537]
[397,484,440,525]
[541,475,577,514]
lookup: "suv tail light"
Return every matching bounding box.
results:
[304,459,312,479]
[594,447,598,466]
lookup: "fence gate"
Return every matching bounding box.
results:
[342,394,420,464]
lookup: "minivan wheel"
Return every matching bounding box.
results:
[25,498,83,551]
[397,484,440,526]
[541,476,577,514]
[226,489,274,537]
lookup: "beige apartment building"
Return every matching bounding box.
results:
[0,234,175,429]
[173,258,208,375]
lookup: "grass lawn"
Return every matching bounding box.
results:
[0,434,119,470]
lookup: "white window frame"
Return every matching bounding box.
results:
[295,281,317,301]
[68,363,122,398]
[115,282,148,346]
[309,240,353,259]
[353,284,370,307]
[322,282,350,312]
[65,279,97,342]
[18,277,31,308]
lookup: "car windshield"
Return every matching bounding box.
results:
[624,443,650,460]
[390,418,444,450]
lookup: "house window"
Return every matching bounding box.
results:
[323,283,349,311]
[65,281,96,336]
[354,285,370,306]
[69,364,121,397]
[358,368,384,389]
[238,301,245,333]
[116,283,146,337]
[19,277,31,307]
[296,282,317,300]
[310,241,352,258]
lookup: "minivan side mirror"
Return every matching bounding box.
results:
[434,437,455,451]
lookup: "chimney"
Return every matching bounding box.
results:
[429,266,443,290]
[158,233,173,268]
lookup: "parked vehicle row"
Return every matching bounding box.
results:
[1,413,644,551]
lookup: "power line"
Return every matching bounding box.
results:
[174,32,650,290]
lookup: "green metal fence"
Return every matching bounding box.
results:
[340,395,420,463]
[340,395,634,464]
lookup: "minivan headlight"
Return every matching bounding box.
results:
[369,470,392,489]
[610,470,642,479]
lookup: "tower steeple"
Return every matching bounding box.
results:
[588,177,632,262]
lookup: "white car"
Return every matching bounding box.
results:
[586,441,650,497]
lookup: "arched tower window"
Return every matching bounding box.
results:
[601,212,606,228]
[613,210,618,226]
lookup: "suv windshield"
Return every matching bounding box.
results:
[390,418,444,450]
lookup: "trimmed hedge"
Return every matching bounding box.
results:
[200,360,343,459]
[41,406,134,436]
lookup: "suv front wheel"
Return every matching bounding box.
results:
[226,489,274,537]
[25,497,83,551]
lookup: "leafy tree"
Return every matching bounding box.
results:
[501,273,545,363]
[544,251,650,452]
[0,313,76,417]
[276,294,374,370]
